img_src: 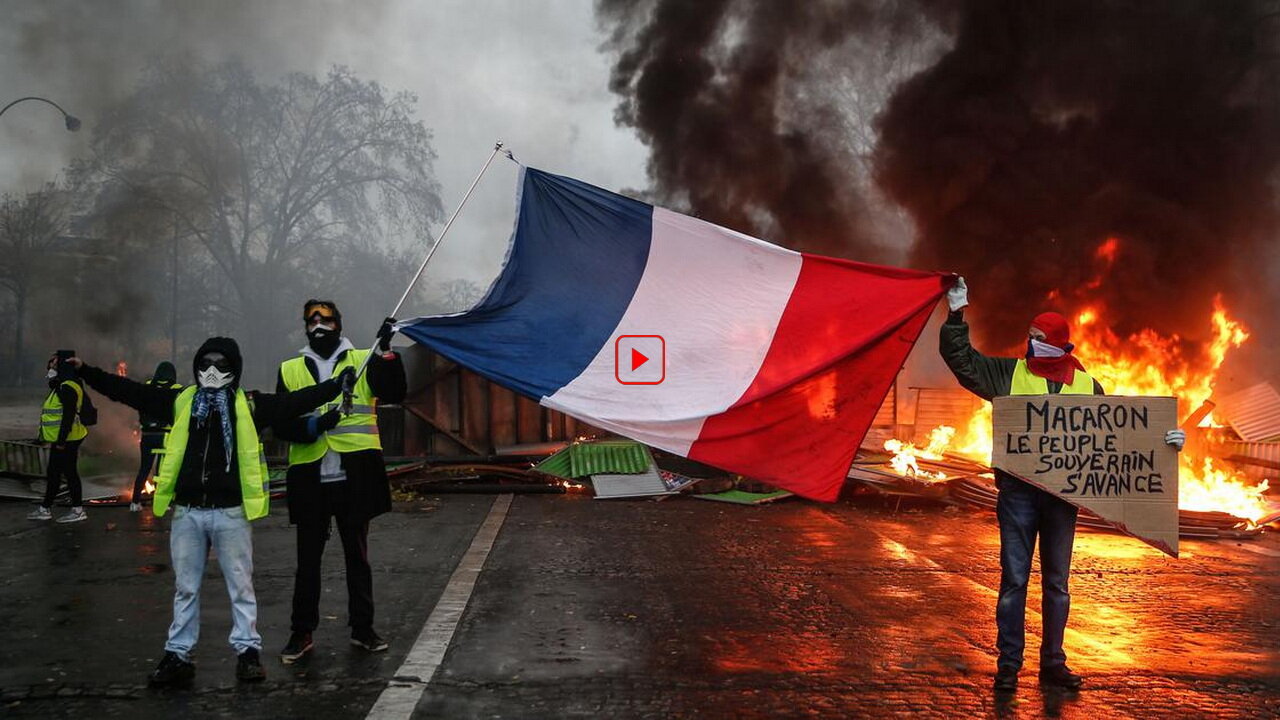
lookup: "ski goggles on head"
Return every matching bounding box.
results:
[304,302,338,324]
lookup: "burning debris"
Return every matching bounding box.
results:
[883,426,954,480]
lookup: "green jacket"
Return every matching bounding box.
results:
[938,311,1104,399]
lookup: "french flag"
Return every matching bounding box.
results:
[397,167,950,501]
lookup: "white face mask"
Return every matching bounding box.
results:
[1028,338,1067,358]
[46,369,57,380]
[196,366,234,389]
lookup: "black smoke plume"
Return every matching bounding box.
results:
[876,0,1280,351]
[602,0,1280,360]
[599,0,931,259]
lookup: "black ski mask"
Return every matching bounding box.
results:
[303,299,343,358]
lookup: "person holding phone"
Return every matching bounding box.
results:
[27,351,92,524]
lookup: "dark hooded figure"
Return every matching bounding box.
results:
[131,361,182,511]
[27,353,92,524]
[68,337,351,687]
[938,278,1185,693]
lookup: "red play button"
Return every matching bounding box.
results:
[615,335,665,385]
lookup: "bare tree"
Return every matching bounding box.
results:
[428,278,485,315]
[0,185,67,385]
[77,58,444,369]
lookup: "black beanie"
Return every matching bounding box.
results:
[192,337,243,387]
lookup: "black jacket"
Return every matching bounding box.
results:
[139,362,180,432]
[81,364,341,509]
[273,348,406,523]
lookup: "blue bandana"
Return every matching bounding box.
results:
[191,388,235,471]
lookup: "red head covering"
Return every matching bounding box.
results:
[1031,312,1070,347]
[1026,311,1086,385]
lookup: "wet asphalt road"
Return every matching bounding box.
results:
[1,491,1277,719]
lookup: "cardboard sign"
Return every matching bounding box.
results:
[992,395,1179,557]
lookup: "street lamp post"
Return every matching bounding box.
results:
[0,96,80,131]
[1,96,80,386]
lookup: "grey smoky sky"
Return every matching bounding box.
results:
[0,0,649,300]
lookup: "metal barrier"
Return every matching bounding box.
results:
[0,440,49,478]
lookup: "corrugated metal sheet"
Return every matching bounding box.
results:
[1215,383,1280,442]
[534,440,651,479]
[1220,440,1280,481]
[911,387,986,444]
[592,459,678,499]
[872,383,897,427]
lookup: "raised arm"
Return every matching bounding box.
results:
[366,351,406,404]
[938,310,1018,401]
[78,363,177,422]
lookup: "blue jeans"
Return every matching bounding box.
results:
[165,506,262,659]
[995,474,1078,671]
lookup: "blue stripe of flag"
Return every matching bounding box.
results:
[398,167,654,399]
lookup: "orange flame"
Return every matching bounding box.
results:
[890,265,1272,522]
[116,361,128,377]
[143,478,156,495]
[884,426,955,481]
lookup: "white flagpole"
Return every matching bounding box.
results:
[350,140,509,388]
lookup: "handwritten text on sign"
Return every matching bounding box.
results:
[992,395,1179,557]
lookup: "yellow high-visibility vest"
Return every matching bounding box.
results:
[279,349,380,466]
[152,387,269,520]
[1009,358,1096,396]
[40,381,88,442]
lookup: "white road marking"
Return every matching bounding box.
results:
[365,493,513,720]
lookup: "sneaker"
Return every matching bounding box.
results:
[351,628,388,653]
[130,502,142,512]
[280,631,313,664]
[236,648,266,682]
[993,665,1018,691]
[148,651,195,686]
[56,507,87,524]
[26,506,52,521]
[1039,664,1083,689]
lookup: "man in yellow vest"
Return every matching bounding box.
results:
[131,361,183,512]
[27,353,91,523]
[69,337,348,687]
[939,278,1185,692]
[274,300,405,664]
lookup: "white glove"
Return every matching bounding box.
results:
[946,276,969,312]
[1165,429,1186,451]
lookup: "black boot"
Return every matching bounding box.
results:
[236,648,266,682]
[1039,664,1083,689]
[993,665,1018,692]
[148,651,195,686]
